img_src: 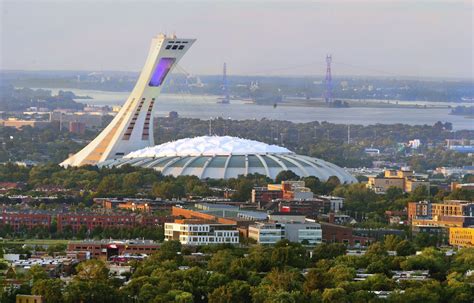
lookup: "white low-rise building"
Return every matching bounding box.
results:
[286,223,322,245]
[248,222,286,244]
[248,221,322,245]
[165,220,239,245]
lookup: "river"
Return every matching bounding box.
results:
[45,88,473,130]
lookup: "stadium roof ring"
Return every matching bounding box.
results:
[100,136,357,183]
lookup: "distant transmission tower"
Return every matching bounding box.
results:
[220,62,230,104]
[324,54,333,103]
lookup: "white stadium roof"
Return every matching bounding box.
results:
[125,136,292,158]
[101,136,357,183]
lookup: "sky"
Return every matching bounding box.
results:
[0,0,472,79]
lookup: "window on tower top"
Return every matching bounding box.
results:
[148,57,176,87]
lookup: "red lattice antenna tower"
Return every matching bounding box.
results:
[222,63,230,104]
[324,54,333,103]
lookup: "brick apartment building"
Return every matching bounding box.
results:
[0,211,51,231]
[0,211,169,232]
[56,213,137,232]
[251,187,283,203]
[408,200,474,227]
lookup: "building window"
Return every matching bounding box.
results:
[149,58,176,87]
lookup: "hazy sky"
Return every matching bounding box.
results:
[0,0,472,79]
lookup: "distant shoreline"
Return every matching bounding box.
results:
[28,86,473,109]
[246,98,467,109]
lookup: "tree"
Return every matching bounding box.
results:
[388,281,442,303]
[152,181,185,199]
[325,176,341,190]
[178,266,210,302]
[322,288,347,303]
[445,272,474,303]
[247,245,272,272]
[208,250,236,274]
[122,172,142,193]
[138,282,160,303]
[401,247,446,279]
[64,280,121,303]
[312,243,346,261]
[363,274,394,291]
[446,188,474,201]
[270,240,308,268]
[366,260,391,276]
[32,279,63,303]
[409,185,429,202]
[208,280,251,303]
[27,265,49,283]
[301,176,325,194]
[96,174,123,195]
[365,242,388,260]
[395,239,415,256]
[413,232,439,249]
[385,187,404,202]
[450,248,474,274]
[332,184,379,213]
[75,259,109,281]
[263,268,303,292]
[350,290,377,303]
[232,178,254,201]
[275,170,299,183]
[327,265,355,286]
[156,240,182,261]
[175,291,194,303]
[303,268,333,293]
[383,234,402,251]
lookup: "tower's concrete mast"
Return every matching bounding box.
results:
[61,34,195,167]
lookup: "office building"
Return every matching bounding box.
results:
[67,240,160,260]
[449,227,474,247]
[68,121,86,134]
[367,169,429,194]
[320,222,372,246]
[409,200,474,230]
[164,219,239,245]
[248,221,322,245]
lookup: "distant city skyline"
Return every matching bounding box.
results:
[0,0,472,79]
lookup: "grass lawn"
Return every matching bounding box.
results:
[0,239,70,246]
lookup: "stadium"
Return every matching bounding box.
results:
[62,34,356,184]
[100,136,357,183]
